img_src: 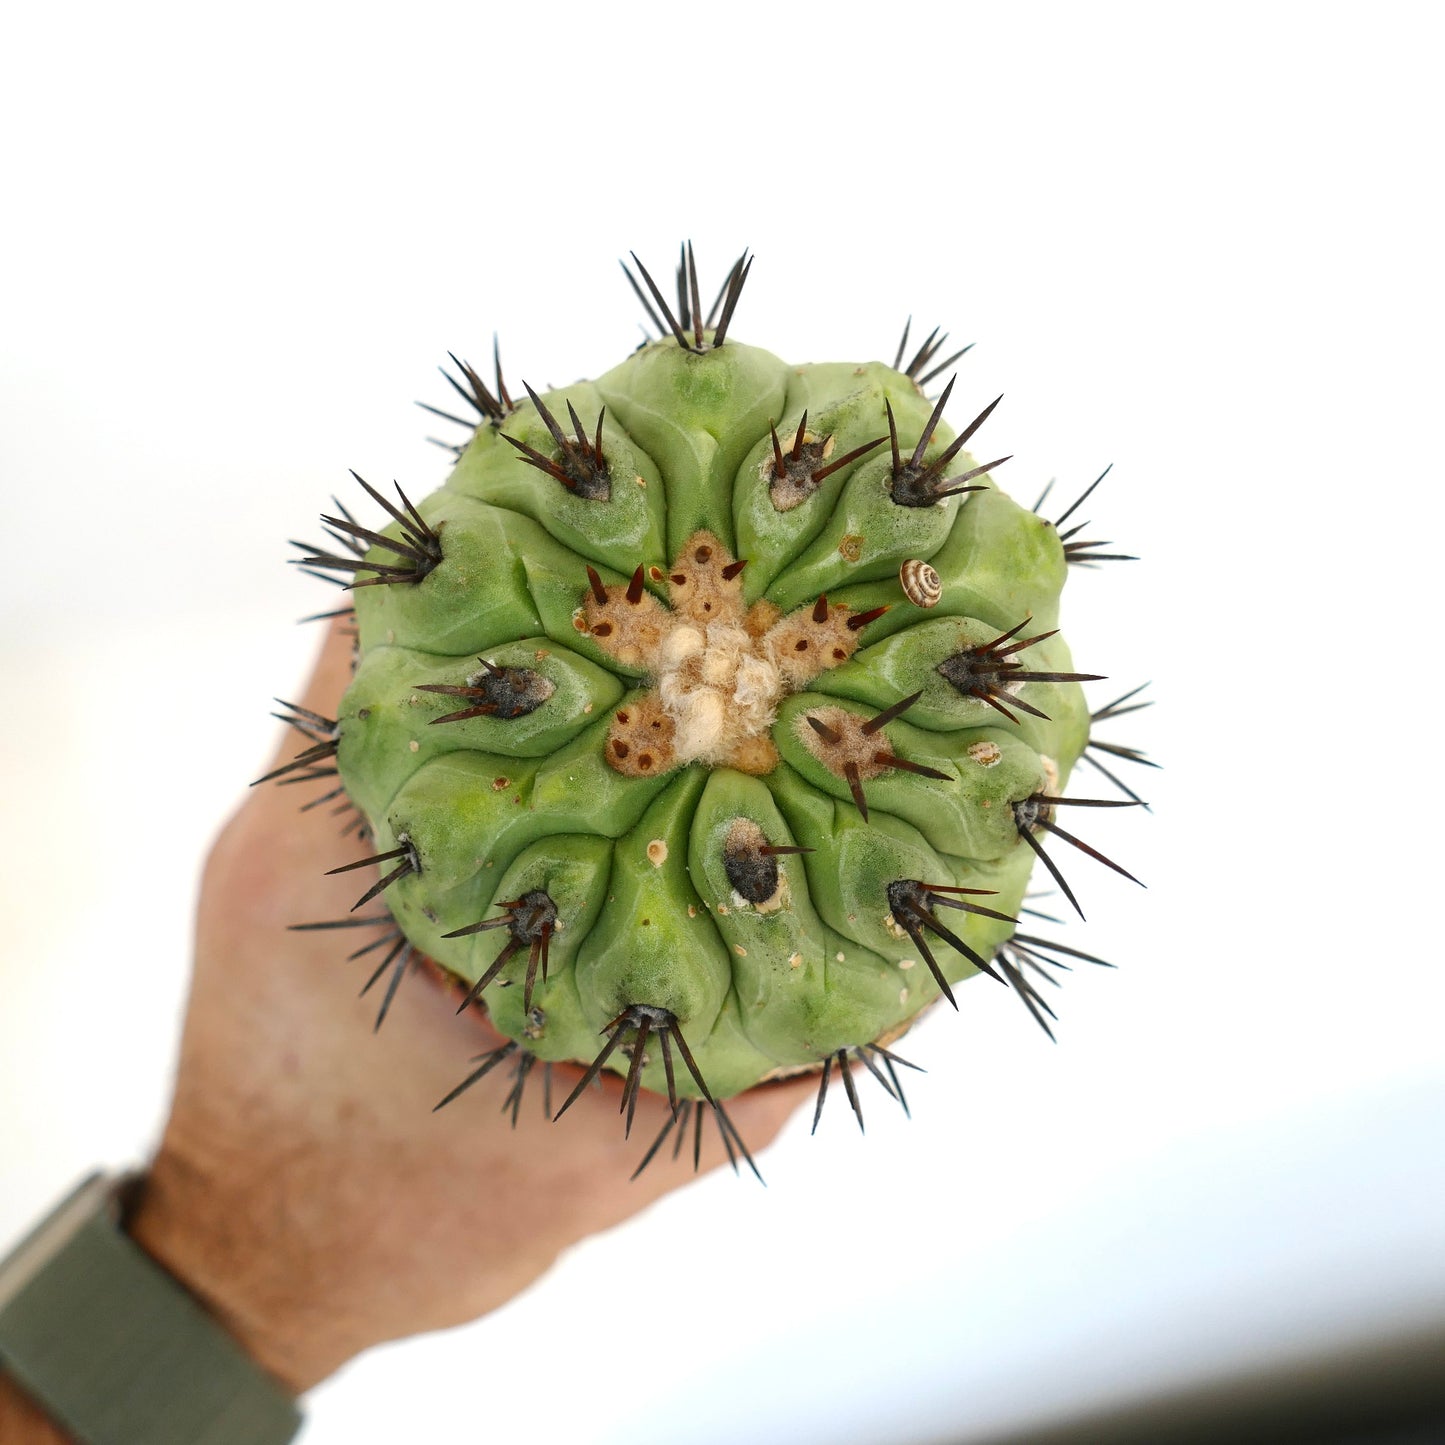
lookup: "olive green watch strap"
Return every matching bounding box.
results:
[0,1174,303,1445]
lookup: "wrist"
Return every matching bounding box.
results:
[126,1147,351,1396]
[0,1172,302,1444]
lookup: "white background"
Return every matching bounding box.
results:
[2,3,1441,1441]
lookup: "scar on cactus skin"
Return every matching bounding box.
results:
[265,241,1154,1178]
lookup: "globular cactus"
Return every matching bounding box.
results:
[269,246,1151,1177]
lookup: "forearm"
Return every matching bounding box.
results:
[124,1147,367,1397]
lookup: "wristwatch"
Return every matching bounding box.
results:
[0,1173,303,1445]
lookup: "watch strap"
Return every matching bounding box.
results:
[0,1174,302,1445]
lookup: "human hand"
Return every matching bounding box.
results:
[124,619,811,1395]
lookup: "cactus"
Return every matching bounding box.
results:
[271,246,1150,1177]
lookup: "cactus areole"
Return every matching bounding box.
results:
[274,247,1148,1173]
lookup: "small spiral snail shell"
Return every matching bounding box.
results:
[899,559,942,608]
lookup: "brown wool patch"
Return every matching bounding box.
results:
[764,600,867,689]
[585,534,882,780]
[795,706,895,782]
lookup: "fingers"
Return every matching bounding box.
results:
[728,1075,816,1147]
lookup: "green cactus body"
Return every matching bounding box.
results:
[280,250,1144,1163]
